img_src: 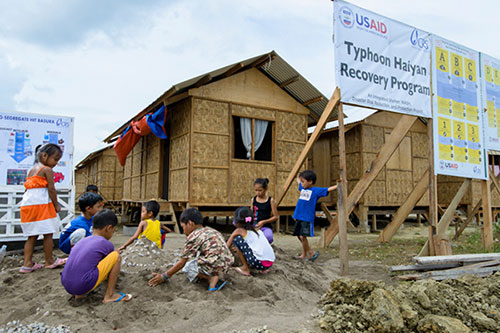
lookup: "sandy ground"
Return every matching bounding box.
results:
[0,230,391,332]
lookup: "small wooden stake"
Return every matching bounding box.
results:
[482,178,494,252]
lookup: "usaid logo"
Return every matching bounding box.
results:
[410,29,429,50]
[339,6,354,28]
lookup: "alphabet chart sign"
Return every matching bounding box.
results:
[480,53,500,152]
[431,36,487,179]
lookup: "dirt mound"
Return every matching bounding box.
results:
[318,273,500,332]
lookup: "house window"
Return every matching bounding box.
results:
[233,116,273,161]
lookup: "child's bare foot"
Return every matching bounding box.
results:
[103,292,132,303]
[235,267,251,276]
[207,275,219,290]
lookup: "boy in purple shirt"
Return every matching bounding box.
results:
[293,170,337,262]
[61,209,132,303]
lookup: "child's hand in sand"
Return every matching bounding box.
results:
[117,245,125,253]
[149,273,165,287]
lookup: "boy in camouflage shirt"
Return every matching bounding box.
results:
[149,208,233,291]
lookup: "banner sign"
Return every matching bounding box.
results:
[333,0,431,117]
[0,111,74,188]
[431,36,487,179]
[480,53,500,152]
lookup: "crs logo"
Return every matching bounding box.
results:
[410,29,429,50]
[56,118,70,127]
[338,6,354,28]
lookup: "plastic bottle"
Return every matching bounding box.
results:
[0,245,7,263]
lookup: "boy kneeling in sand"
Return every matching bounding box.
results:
[61,209,132,303]
[149,208,234,291]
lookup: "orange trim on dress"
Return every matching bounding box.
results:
[21,203,57,223]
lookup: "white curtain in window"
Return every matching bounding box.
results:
[240,118,268,159]
[240,118,252,159]
[254,119,268,153]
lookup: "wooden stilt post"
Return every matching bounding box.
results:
[427,118,438,256]
[358,204,369,233]
[417,214,422,226]
[371,214,377,231]
[482,177,494,252]
[337,102,349,275]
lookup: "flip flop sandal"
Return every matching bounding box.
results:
[235,267,251,276]
[208,281,227,291]
[45,257,67,269]
[113,292,133,302]
[310,251,320,262]
[19,263,44,273]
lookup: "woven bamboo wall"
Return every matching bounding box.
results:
[169,99,191,202]
[75,169,86,197]
[231,161,276,205]
[122,135,161,201]
[75,147,123,201]
[190,98,230,204]
[275,110,307,207]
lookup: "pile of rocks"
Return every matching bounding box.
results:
[120,238,174,273]
[318,273,500,332]
[0,321,70,333]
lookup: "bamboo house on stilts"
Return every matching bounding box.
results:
[103,51,334,230]
[309,110,500,235]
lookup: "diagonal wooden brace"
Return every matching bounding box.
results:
[276,88,341,206]
[418,178,471,256]
[322,114,418,247]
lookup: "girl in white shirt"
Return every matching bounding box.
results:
[227,207,275,276]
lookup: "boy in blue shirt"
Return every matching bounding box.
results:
[293,170,336,261]
[59,192,103,254]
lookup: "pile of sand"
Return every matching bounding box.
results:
[318,273,500,332]
[0,241,359,332]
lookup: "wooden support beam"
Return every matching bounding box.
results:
[337,180,349,275]
[419,178,471,256]
[193,74,212,88]
[377,169,429,243]
[427,118,438,256]
[337,100,348,275]
[320,203,356,231]
[253,53,276,68]
[482,178,494,252]
[279,75,300,88]
[303,96,324,106]
[223,63,243,78]
[358,204,370,233]
[276,88,341,206]
[322,114,418,247]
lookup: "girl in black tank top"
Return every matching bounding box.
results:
[251,178,279,243]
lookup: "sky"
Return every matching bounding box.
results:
[1,0,499,163]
